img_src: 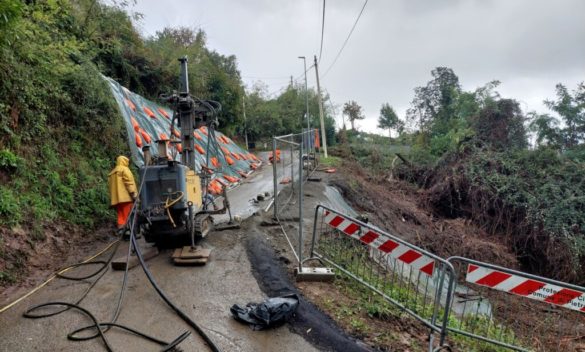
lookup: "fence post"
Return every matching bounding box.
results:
[309,205,320,258]
[298,132,304,270]
[290,135,294,192]
[313,205,456,351]
[272,137,278,220]
[438,266,455,347]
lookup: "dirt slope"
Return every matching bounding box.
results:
[330,160,518,269]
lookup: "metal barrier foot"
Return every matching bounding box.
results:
[294,266,335,282]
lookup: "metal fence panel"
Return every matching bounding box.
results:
[302,204,585,351]
[446,256,585,351]
[272,130,318,221]
[270,130,320,266]
[309,204,456,349]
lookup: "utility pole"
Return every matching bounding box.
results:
[242,95,249,151]
[313,55,328,158]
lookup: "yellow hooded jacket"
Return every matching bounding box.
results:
[108,156,138,206]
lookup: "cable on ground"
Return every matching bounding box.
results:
[20,173,196,351]
[0,239,120,315]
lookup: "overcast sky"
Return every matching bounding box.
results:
[132,0,585,134]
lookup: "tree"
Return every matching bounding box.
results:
[528,83,585,150]
[544,83,585,148]
[342,100,364,131]
[471,99,528,150]
[406,67,461,133]
[144,26,244,134]
[377,103,403,137]
[241,83,335,141]
[528,112,562,148]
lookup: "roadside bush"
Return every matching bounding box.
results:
[0,149,20,171]
[0,186,21,226]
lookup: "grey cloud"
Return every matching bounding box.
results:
[133,0,585,134]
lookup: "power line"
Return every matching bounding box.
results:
[241,75,290,80]
[294,64,315,82]
[323,88,341,128]
[322,0,368,78]
[318,0,326,64]
[265,64,315,98]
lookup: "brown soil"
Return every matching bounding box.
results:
[0,221,115,306]
[330,160,519,269]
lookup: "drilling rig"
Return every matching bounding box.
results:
[136,57,229,248]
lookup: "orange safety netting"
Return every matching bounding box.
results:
[105,77,262,187]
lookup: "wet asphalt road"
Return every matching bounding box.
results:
[215,151,299,223]
[0,157,317,352]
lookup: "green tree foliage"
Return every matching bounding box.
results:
[377,103,403,137]
[395,68,584,284]
[65,0,245,133]
[243,83,282,141]
[406,67,461,134]
[528,113,562,147]
[144,27,243,133]
[529,83,585,149]
[471,98,528,150]
[342,100,364,131]
[405,68,528,156]
[0,0,247,233]
[243,82,336,145]
[0,0,22,33]
[417,146,585,284]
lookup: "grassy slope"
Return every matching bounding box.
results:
[0,1,128,285]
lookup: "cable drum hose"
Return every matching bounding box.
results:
[21,165,220,351]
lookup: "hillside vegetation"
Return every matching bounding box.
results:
[0,0,339,285]
[337,68,585,284]
[0,0,232,285]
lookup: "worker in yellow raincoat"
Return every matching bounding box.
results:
[108,156,138,235]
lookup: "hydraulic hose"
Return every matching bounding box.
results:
[0,239,119,315]
[23,240,120,319]
[164,191,185,228]
[22,171,193,351]
[113,164,222,351]
[19,138,222,351]
[130,221,221,352]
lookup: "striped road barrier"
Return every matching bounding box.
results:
[446,256,585,351]
[308,205,456,351]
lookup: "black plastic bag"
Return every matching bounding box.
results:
[230,293,299,330]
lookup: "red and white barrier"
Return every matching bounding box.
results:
[466,264,585,313]
[323,210,435,276]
